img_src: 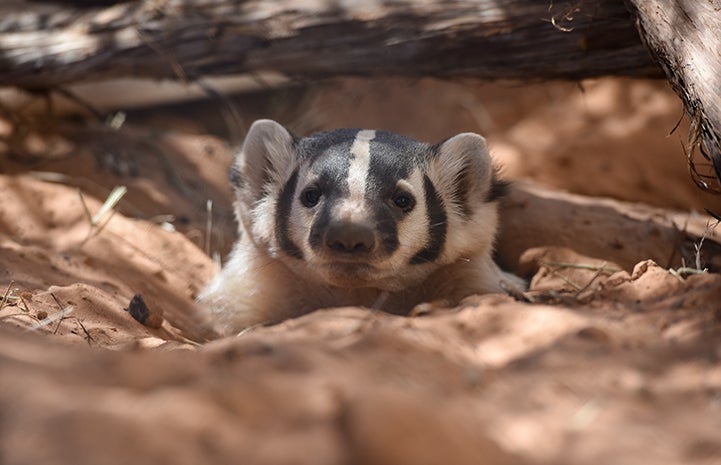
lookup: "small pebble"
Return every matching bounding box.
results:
[127,294,164,329]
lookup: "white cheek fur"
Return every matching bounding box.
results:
[251,195,278,248]
[393,168,430,262]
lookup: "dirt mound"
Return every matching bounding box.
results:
[1,78,721,465]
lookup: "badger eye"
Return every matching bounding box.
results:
[392,192,415,212]
[301,187,322,208]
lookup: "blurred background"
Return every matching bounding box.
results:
[3,75,719,256]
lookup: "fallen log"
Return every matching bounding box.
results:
[0,0,660,88]
[2,0,720,190]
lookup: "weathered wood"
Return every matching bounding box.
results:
[625,0,721,191]
[4,1,721,190]
[0,0,661,89]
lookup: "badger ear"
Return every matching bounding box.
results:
[230,119,297,202]
[427,132,503,217]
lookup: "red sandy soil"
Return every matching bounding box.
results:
[1,78,721,465]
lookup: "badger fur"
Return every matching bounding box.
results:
[199,119,524,334]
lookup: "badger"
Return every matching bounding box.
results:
[199,119,524,335]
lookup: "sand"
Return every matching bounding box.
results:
[1,77,720,465]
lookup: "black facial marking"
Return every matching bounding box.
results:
[308,195,336,251]
[297,129,357,195]
[275,169,304,259]
[361,132,430,257]
[297,129,362,255]
[410,175,447,265]
[367,131,426,192]
[374,207,400,255]
[487,173,509,202]
[229,163,244,189]
[296,128,436,262]
[296,129,359,162]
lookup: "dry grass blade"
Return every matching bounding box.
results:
[25,305,74,332]
[78,185,127,246]
[669,216,721,280]
[205,199,213,257]
[542,261,622,273]
[92,185,127,226]
[0,280,13,312]
[549,269,582,291]
[694,218,720,271]
[75,318,95,346]
[575,262,609,298]
[78,188,94,224]
[28,171,72,184]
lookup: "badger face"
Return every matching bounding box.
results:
[231,120,505,291]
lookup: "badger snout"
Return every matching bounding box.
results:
[323,220,376,255]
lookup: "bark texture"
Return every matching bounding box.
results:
[3,1,720,188]
[0,0,661,88]
[626,0,721,191]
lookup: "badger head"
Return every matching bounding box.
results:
[231,119,506,291]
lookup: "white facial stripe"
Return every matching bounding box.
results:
[346,129,376,209]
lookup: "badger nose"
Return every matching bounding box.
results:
[325,221,376,254]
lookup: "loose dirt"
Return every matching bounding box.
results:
[1,78,720,465]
